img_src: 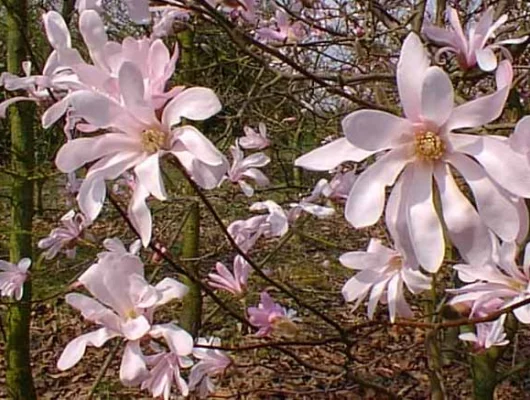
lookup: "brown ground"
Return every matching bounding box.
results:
[1,176,530,400]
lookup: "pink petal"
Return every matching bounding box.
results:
[55,134,138,173]
[42,96,70,128]
[397,33,430,122]
[406,163,444,273]
[343,110,412,151]
[128,182,152,247]
[149,323,194,355]
[57,328,116,370]
[121,315,151,340]
[162,87,222,128]
[43,11,70,49]
[79,10,108,51]
[134,154,167,200]
[0,97,35,119]
[295,137,374,171]
[154,278,189,305]
[448,153,519,241]
[433,163,491,266]
[174,125,226,166]
[345,147,411,228]
[451,134,530,197]
[420,67,454,127]
[475,48,498,71]
[120,341,148,386]
[77,177,106,221]
[446,62,512,130]
[118,62,156,125]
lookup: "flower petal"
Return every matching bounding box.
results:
[433,163,491,266]
[57,328,116,370]
[406,163,444,273]
[475,48,498,72]
[134,153,167,201]
[345,146,411,228]
[343,110,412,152]
[120,341,148,386]
[397,33,430,122]
[295,138,374,171]
[421,67,454,127]
[162,87,222,128]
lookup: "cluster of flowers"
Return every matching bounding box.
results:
[295,7,530,349]
[2,3,530,398]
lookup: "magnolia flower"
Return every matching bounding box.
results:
[248,291,298,337]
[424,6,527,71]
[320,170,357,200]
[341,239,431,322]
[38,210,89,259]
[54,62,228,246]
[75,0,103,12]
[208,255,250,296]
[151,6,190,38]
[57,252,189,385]
[288,179,335,221]
[226,145,270,196]
[239,123,270,150]
[141,325,194,399]
[228,201,289,252]
[0,258,31,300]
[189,337,232,398]
[449,241,530,324]
[459,315,509,350]
[257,9,306,43]
[296,33,530,273]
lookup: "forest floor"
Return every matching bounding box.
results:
[1,174,530,400]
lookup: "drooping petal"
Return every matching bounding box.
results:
[57,328,117,370]
[295,138,374,171]
[448,153,519,242]
[120,340,148,386]
[134,153,167,200]
[77,177,106,221]
[128,181,152,247]
[345,146,411,228]
[451,134,530,198]
[433,163,491,265]
[174,125,226,166]
[406,163,444,273]
[149,323,194,355]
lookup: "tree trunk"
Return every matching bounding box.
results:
[177,29,203,337]
[5,0,37,398]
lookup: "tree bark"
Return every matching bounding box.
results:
[5,0,37,398]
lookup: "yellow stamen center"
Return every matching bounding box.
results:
[388,255,403,271]
[141,129,167,154]
[414,131,445,161]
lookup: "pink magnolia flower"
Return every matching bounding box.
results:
[54,62,228,246]
[208,255,250,296]
[424,6,527,71]
[189,337,232,398]
[239,123,270,150]
[257,9,306,43]
[38,210,90,260]
[226,145,270,196]
[248,291,298,337]
[341,238,431,323]
[57,252,190,386]
[288,179,335,221]
[296,33,530,273]
[141,325,194,399]
[320,170,357,201]
[228,201,289,252]
[459,315,509,351]
[75,0,103,12]
[151,6,190,38]
[0,258,31,300]
[210,0,256,23]
[449,241,530,324]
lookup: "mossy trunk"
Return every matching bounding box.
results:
[177,29,203,337]
[470,352,497,400]
[5,0,37,398]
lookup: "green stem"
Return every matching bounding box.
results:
[5,0,37,398]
